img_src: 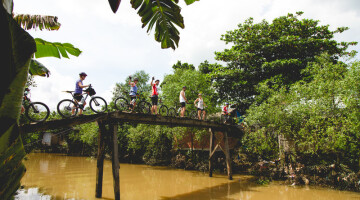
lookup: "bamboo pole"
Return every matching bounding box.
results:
[209,128,215,177]
[224,132,233,180]
[95,121,106,198]
[110,123,120,200]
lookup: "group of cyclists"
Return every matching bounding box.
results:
[127,74,207,120]
[22,72,237,123]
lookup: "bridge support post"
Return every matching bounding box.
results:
[209,128,215,177]
[224,132,233,180]
[95,121,106,198]
[110,123,120,200]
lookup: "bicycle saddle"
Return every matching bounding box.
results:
[63,91,74,93]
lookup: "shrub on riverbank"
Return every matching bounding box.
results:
[239,56,360,190]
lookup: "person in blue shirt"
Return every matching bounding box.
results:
[73,72,89,115]
[128,76,139,112]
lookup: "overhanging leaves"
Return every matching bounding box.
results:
[108,0,122,13]
[131,0,187,49]
[184,0,199,5]
[14,14,61,31]
[34,38,82,59]
[29,59,50,77]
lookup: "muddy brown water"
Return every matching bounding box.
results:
[15,153,360,200]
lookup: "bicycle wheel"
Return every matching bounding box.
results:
[159,105,168,116]
[138,101,151,114]
[57,99,78,118]
[114,97,129,111]
[168,108,176,117]
[25,102,50,122]
[89,96,107,113]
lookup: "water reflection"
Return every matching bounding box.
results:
[16,153,360,200]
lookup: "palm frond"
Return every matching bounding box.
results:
[131,0,185,50]
[14,14,61,31]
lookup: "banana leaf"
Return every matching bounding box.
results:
[131,0,199,50]
[29,59,50,77]
[34,38,82,59]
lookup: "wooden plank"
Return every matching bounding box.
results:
[209,128,215,177]
[110,124,120,200]
[95,121,106,198]
[109,112,242,136]
[224,132,233,180]
[20,111,243,138]
[20,113,108,133]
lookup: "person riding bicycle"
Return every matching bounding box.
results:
[179,86,189,117]
[128,76,139,111]
[222,102,230,123]
[194,93,207,120]
[150,77,160,115]
[73,72,90,116]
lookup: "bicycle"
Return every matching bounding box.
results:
[168,102,193,118]
[114,91,151,114]
[22,88,50,122]
[156,98,169,116]
[57,84,107,118]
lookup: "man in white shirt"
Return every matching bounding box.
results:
[179,86,189,117]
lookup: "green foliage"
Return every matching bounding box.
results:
[34,38,82,59]
[127,124,173,165]
[209,12,357,113]
[112,70,151,102]
[129,0,199,49]
[161,62,218,114]
[244,55,360,170]
[29,59,50,77]
[172,60,195,70]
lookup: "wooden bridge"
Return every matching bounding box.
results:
[20,111,244,200]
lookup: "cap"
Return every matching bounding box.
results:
[79,72,87,76]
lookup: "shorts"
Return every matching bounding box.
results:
[74,93,83,101]
[180,102,186,108]
[197,108,205,111]
[151,95,158,105]
[130,96,137,103]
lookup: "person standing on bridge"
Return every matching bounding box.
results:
[222,102,230,123]
[150,77,160,115]
[128,76,139,112]
[179,86,189,117]
[194,93,207,120]
[73,72,90,116]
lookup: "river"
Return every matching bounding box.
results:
[15,153,360,200]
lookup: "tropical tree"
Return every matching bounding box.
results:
[208,11,357,113]
[161,61,217,114]
[244,54,360,171]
